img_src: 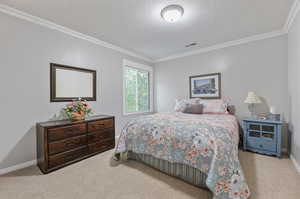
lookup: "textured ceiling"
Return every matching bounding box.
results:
[0,0,295,60]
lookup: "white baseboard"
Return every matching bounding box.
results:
[0,148,298,176]
[290,155,300,174]
[0,160,37,175]
[0,137,121,175]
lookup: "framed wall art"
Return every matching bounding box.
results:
[189,73,221,99]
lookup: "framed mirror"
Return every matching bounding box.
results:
[50,63,97,102]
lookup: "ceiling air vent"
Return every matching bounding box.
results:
[185,42,197,48]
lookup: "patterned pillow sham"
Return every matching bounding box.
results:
[174,98,200,112]
[200,99,228,114]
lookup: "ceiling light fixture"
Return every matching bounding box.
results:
[161,5,184,23]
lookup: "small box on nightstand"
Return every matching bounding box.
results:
[242,118,283,158]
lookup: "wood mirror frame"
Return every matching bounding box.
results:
[50,63,97,102]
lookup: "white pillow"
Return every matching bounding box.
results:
[200,99,228,114]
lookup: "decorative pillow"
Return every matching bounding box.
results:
[174,98,201,112]
[200,99,228,114]
[183,104,203,114]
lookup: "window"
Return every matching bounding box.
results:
[123,60,153,115]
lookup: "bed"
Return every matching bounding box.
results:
[115,112,250,199]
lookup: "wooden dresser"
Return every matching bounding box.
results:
[36,115,115,174]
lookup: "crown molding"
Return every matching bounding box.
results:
[0,3,295,64]
[283,0,300,33]
[154,0,299,63]
[0,4,154,63]
[155,30,286,62]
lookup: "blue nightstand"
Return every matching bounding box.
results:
[242,118,283,158]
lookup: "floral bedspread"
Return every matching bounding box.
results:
[115,112,250,199]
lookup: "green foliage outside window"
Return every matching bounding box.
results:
[125,66,150,113]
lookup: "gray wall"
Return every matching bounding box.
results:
[0,13,153,169]
[155,36,289,148]
[0,9,294,171]
[288,11,300,167]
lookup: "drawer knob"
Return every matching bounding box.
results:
[259,144,263,148]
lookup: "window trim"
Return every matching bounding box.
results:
[123,59,153,116]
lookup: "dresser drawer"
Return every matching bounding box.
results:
[48,135,87,155]
[88,139,115,154]
[88,119,114,132]
[88,129,114,144]
[48,146,88,169]
[246,137,276,152]
[48,124,86,141]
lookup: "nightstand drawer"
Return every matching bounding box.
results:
[246,137,276,152]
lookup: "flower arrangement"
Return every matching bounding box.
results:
[64,98,92,121]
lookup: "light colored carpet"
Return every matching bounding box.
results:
[0,150,300,199]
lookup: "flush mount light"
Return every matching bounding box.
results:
[161,5,184,23]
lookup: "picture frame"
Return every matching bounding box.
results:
[189,73,221,99]
[50,63,97,102]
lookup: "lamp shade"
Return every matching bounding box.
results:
[244,92,262,104]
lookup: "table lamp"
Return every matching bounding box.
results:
[244,91,262,118]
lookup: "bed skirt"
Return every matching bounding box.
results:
[127,151,208,190]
